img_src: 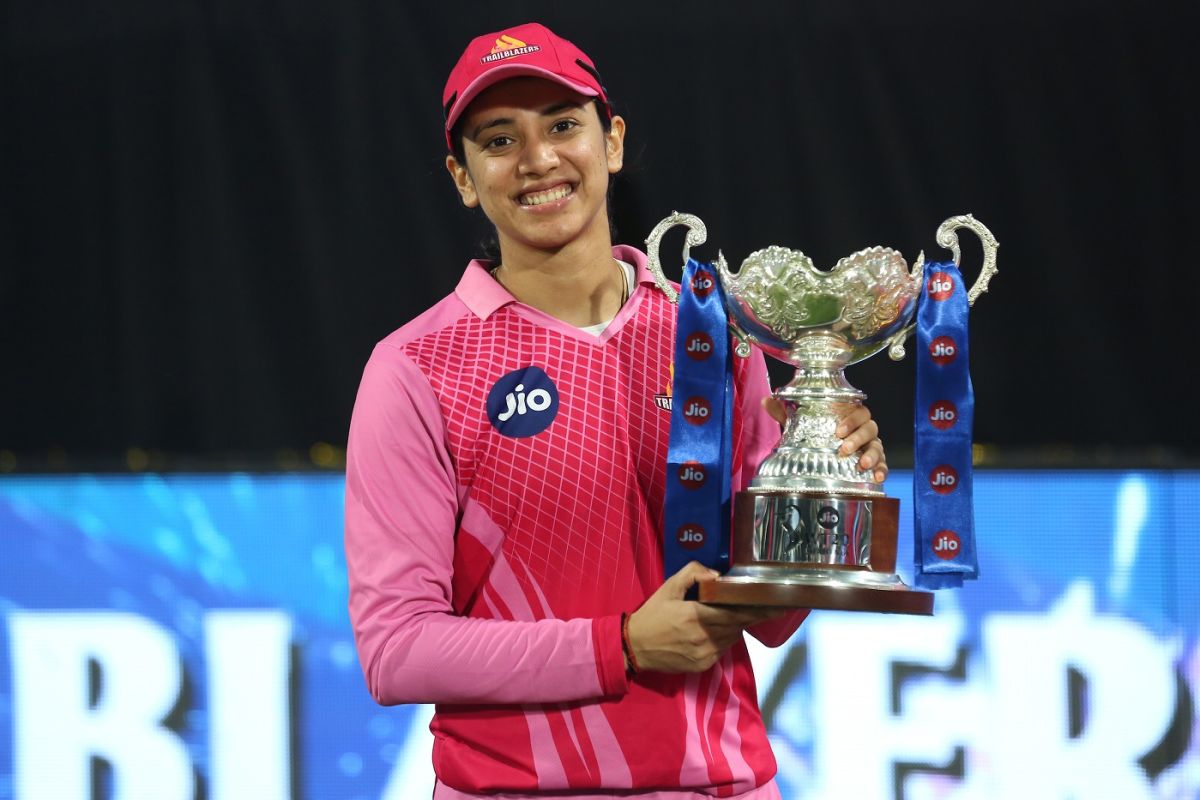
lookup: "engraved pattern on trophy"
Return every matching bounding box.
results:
[717,246,919,366]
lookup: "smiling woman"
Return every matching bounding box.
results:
[341,20,884,800]
[443,79,628,326]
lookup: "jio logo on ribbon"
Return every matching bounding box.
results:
[929,336,958,366]
[929,400,958,430]
[678,461,707,489]
[932,529,961,559]
[690,271,716,299]
[682,396,712,425]
[684,331,714,361]
[676,523,707,550]
[927,271,955,301]
[486,366,559,438]
[930,464,959,494]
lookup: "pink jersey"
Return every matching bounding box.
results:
[345,245,806,797]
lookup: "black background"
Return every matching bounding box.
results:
[3,0,1196,469]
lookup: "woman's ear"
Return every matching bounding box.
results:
[445,155,479,208]
[605,115,626,175]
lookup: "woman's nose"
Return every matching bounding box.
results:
[519,135,559,175]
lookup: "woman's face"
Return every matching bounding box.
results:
[446,77,625,257]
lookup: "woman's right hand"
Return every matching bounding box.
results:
[626,561,783,673]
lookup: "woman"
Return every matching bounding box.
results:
[344,22,886,799]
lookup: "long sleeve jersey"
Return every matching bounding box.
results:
[345,245,806,797]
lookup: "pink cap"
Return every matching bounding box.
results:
[442,22,610,151]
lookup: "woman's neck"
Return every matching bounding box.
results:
[492,227,626,327]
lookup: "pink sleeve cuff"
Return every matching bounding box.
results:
[591,614,629,696]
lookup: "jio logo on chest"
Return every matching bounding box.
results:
[486,366,560,438]
[927,271,955,301]
[929,336,958,365]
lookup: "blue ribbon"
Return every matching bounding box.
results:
[914,262,979,588]
[663,260,734,587]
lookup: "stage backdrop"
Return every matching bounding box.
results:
[1,470,1197,799]
[2,0,1197,462]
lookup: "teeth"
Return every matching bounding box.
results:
[520,185,572,206]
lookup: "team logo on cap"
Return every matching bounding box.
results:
[482,35,541,63]
[487,366,559,437]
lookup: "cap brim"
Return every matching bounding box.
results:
[445,64,600,134]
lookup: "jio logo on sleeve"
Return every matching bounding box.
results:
[486,366,560,438]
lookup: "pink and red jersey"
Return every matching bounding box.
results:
[345,245,804,797]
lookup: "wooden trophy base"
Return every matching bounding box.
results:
[697,492,933,615]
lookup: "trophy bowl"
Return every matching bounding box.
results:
[646,212,998,614]
[717,245,918,368]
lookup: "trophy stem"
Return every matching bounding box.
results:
[752,361,881,497]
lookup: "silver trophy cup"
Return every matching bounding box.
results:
[647,212,998,614]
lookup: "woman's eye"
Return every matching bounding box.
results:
[551,119,578,134]
[484,135,514,149]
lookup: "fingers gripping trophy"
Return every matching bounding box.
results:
[647,212,998,614]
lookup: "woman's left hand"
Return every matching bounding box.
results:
[762,398,888,483]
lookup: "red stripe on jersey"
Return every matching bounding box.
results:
[451,529,495,614]
[545,705,594,786]
[569,705,603,781]
[706,667,736,789]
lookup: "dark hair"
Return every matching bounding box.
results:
[449,98,618,262]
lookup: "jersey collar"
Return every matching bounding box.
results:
[455,245,655,320]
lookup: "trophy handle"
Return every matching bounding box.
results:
[644,211,708,305]
[886,213,999,360]
[644,211,754,358]
[936,214,1000,307]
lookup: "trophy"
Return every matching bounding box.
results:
[646,212,998,614]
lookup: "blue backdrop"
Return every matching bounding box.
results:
[1,471,1197,799]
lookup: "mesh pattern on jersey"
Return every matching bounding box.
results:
[404,292,748,619]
